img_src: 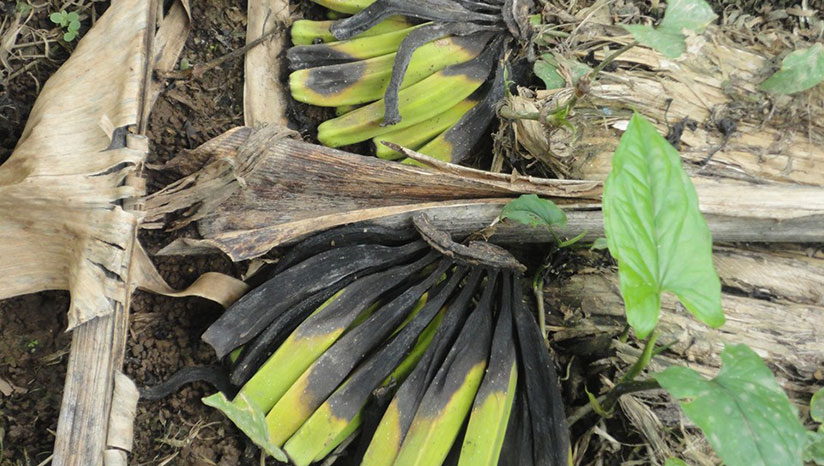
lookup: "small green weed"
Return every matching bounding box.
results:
[49,10,81,42]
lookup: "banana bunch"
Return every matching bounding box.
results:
[287,0,533,164]
[202,219,570,466]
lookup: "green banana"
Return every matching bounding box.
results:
[291,16,411,45]
[458,273,517,466]
[392,273,498,466]
[402,60,506,164]
[290,34,488,108]
[287,24,424,70]
[237,251,438,412]
[374,97,478,160]
[311,0,376,14]
[265,261,450,446]
[317,40,498,147]
[336,105,359,116]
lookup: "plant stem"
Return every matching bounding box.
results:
[497,106,539,121]
[589,40,638,77]
[620,331,658,383]
[532,269,548,343]
[567,379,661,426]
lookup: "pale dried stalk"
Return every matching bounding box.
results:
[546,246,824,400]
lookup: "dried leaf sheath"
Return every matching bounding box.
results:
[143,126,824,263]
[143,126,600,260]
[0,0,149,330]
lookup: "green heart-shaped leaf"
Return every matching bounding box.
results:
[603,113,723,338]
[655,344,807,466]
[760,44,824,95]
[623,0,716,59]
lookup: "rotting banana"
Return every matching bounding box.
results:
[238,251,438,412]
[265,261,449,445]
[392,273,496,466]
[286,0,528,163]
[203,241,428,359]
[290,34,491,107]
[361,268,484,466]
[287,24,425,70]
[283,269,465,466]
[186,217,571,465]
[458,273,517,466]
[403,60,506,164]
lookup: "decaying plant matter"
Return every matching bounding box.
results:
[287,0,533,163]
[195,217,569,466]
[502,4,824,186]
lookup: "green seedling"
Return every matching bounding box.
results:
[49,10,81,42]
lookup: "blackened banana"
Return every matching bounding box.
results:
[266,260,453,445]
[512,275,570,466]
[238,251,440,413]
[331,0,500,40]
[360,268,485,466]
[203,240,428,359]
[392,272,498,466]
[229,283,351,387]
[272,224,418,275]
[383,25,499,125]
